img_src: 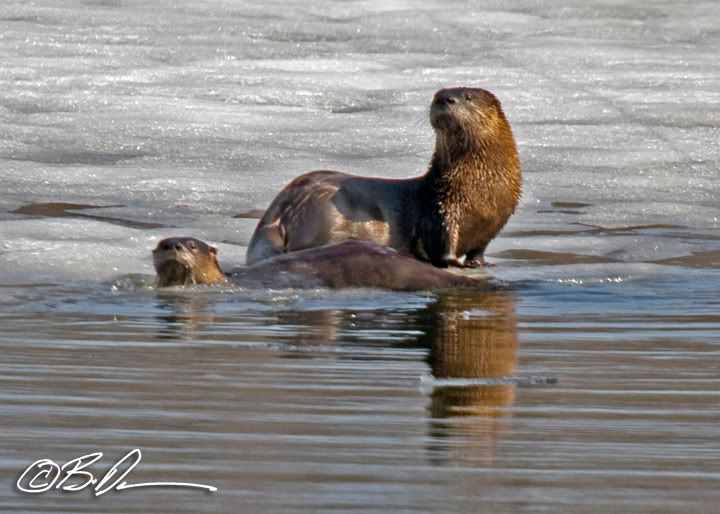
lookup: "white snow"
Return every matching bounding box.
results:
[0,0,718,284]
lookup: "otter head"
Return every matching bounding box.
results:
[152,237,226,287]
[429,87,511,151]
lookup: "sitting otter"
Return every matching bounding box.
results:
[152,237,486,291]
[246,87,521,268]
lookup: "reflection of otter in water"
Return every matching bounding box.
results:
[153,292,217,341]
[417,291,518,465]
[423,292,517,417]
[152,237,488,291]
[247,87,521,268]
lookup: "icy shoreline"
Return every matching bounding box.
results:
[1,0,718,283]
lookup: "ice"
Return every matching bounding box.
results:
[0,0,718,285]
[0,216,248,284]
[1,218,155,282]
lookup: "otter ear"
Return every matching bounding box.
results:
[210,246,218,255]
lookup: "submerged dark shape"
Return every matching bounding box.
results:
[152,237,489,291]
[246,87,521,269]
[13,202,164,229]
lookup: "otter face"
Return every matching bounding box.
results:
[429,87,501,132]
[152,237,224,287]
[153,237,212,267]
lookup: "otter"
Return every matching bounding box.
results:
[246,87,521,268]
[153,237,226,287]
[152,237,486,291]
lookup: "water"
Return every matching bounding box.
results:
[1,0,719,512]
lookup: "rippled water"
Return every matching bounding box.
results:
[3,270,719,513]
[2,0,720,512]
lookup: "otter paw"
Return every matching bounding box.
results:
[464,257,486,268]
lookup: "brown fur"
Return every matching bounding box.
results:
[239,240,486,291]
[153,237,488,291]
[153,237,226,287]
[246,87,521,268]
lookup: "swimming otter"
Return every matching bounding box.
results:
[152,237,485,291]
[246,87,521,268]
[153,237,226,287]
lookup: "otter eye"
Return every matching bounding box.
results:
[188,241,198,250]
[161,243,171,251]
[464,92,473,101]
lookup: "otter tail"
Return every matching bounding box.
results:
[246,221,285,265]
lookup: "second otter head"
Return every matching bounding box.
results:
[429,87,506,138]
[152,237,226,287]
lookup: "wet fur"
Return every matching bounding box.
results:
[246,87,521,268]
[153,237,226,287]
[240,240,485,291]
[153,238,486,291]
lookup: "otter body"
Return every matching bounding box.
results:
[241,239,482,290]
[247,87,521,268]
[152,237,484,291]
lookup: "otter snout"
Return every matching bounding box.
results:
[432,89,464,107]
[153,237,201,256]
[430,88,466,129]
[153,237,196,267]
[163,241,183,252]
[430,87,500,130]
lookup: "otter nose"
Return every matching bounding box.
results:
[433,90,458,107]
